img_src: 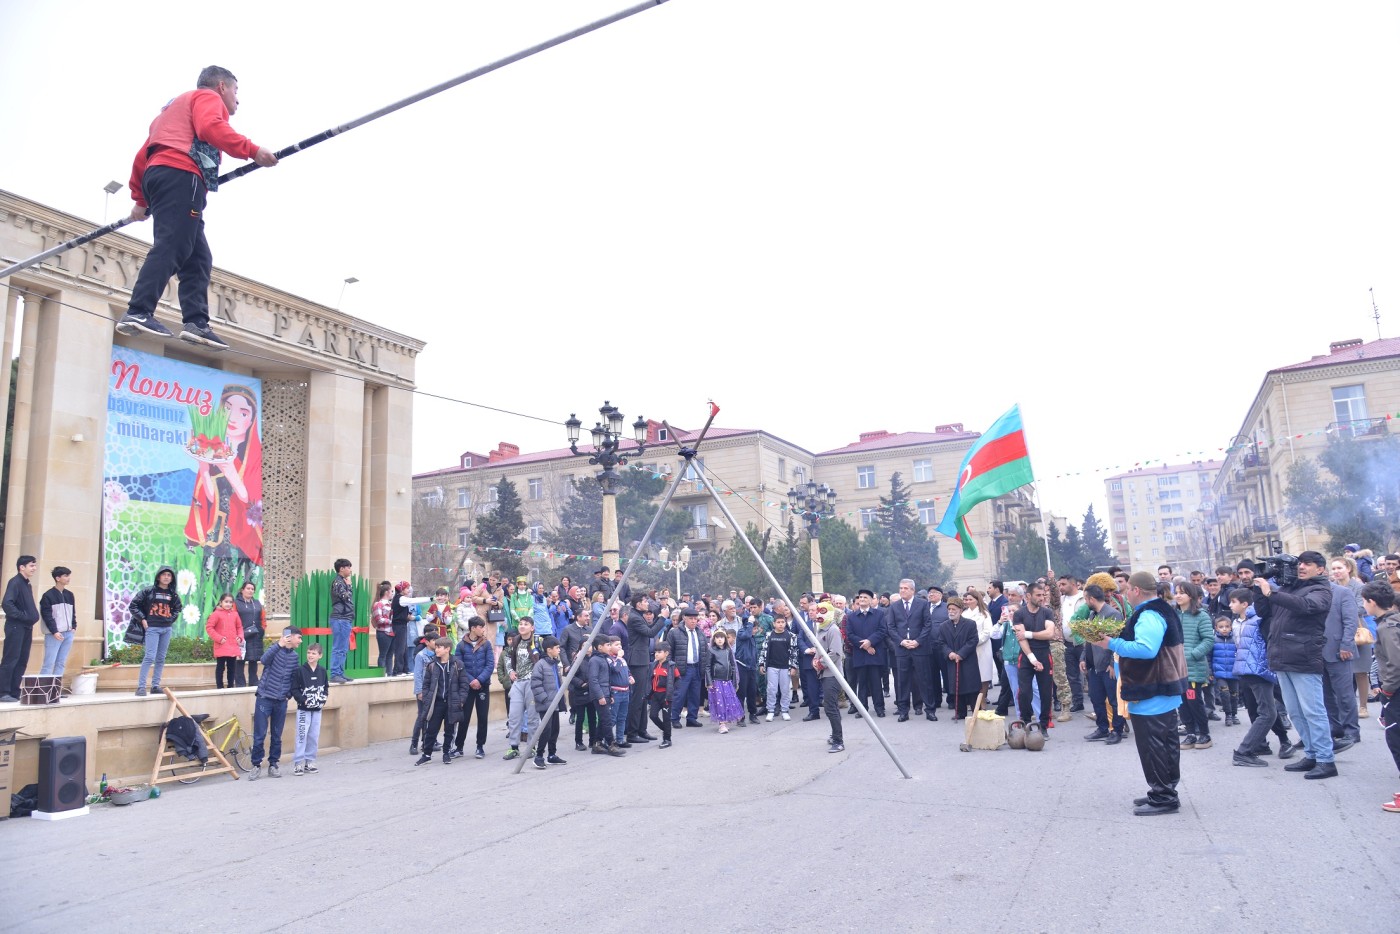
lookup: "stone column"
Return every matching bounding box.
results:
[304,371,364,575]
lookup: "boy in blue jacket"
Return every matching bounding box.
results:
[1211,616,1239,726]
[452,618,495,759]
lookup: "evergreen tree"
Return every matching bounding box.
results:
[1079,504,1116,569]
[550,469,690,587]
[1002,527,1048,582]
[473,476,527,580]
[877,472,952,587]
[811,519,861,597]
[1284,435,1400,554]
[729,522,774,596]
[856,527,901,591]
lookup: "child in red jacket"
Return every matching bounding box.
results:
[205,593,244,689]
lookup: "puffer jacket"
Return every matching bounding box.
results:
[454,636,495,688]
[1211,629,1238,681]
[1181,608,1215,683]
[1231,608,1275,684]
[1257,575,1331,675]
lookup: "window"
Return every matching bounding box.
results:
[1152,548,1161,557]
[487,486,499,503]
[913,458,933,482]
[778,457,787,480]
[1332,384,1368,425]
[461,455,473,468]
[1110,480,1122,491]
[528,478,543,500]
[421,488,443,507]
[1150,521,1157,530]
[563,474,575,489]
[1129,482,1136,491]
[793,467,806,487]
[1158,490,1181,500]
[1159,475,1178,486]
[657,427,668,442]
[688,503,708,527]
[1132,522,1139,531]
[918,505,937,525]
[859,507,877,529]
[1134,537,1141,544]
[1162,503,1183,513]
[856,466,875,489]
[527,525,542,543]
[1131,507,1138,517]
[683,457,706,482]
[457,487,470,508]
[457,528,469,548]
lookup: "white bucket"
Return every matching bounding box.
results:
[71,672,99,695]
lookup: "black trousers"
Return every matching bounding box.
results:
[243,636,262,687]
[1017,656,1054,728]
[894,654,933,715]
[0,622,33,698]
[627,665,650,736]
[215,657,240,689]
[422,697,451,756]
[1382,693,1400,775]
[822,676,843,743]
[1180,681,1210,739]
[1131,708,1181,807]
[535,710,560,756]
[738,665,758,717]
[855,666,884,714]
[453,686,491,751]
[127,165,212,326]
[1063,643,1085,707]
[411,696,429,747]
[927,653,944,709]
[596,699,616,747]
[647,696,672,740]
[574,700,597,746]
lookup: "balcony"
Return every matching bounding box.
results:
[993,523,1016,539]
[1240,449,1270,474]
[1251,515,1279,534]
[685,525,713,542]
[1328,417,1389,439]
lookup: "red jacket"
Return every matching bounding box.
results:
[130,88,260,207]
[205,607,244,659]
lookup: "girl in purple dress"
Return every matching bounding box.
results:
[706,628,744,733]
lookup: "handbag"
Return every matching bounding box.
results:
[1355,623,1375,646]
[124,619,146,645]
[487,610,505,624]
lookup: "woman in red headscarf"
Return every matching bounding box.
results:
[185,384,264,597]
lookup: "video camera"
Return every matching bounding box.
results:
[1247,554,1299,586]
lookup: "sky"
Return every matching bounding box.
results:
[3,0,1398,532]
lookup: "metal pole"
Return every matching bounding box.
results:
[0,0,673,281]
[692,467,914,779]
[514,402,717,774]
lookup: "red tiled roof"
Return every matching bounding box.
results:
[815,429,981,456]
[1272,337,1400,373]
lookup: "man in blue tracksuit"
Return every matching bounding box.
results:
[249,627,302,780]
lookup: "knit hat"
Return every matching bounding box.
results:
[1085,571,1117,592]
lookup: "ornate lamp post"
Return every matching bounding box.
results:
[788,481,836,592]
[566,401,649,572]
[658,545,691,600]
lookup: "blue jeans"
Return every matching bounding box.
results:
[39,631,73,677]
[1277,670,1333,764]
[329,617,352,678]
[613,692,630,740]
[673,666,702,723]
[139,627,173,689]
[252,696,289,767]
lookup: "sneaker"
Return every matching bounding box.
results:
[409,744,418,756]
[1278,741,1301,760]
[414,755,431,766]
[1179,734,1197,750]
[781,712,791,721]
[178,323,229,350]
[1084,730,1110,742]
[1207,710,1222,721]
[268,765,281,778]
[246,765,261,781]
[1332,737,1356,754]
[304,764,319,774]
[533,757,547,770]
[1233,751,1268,767]
[503,748,520,760]
[659,740,672,748]
[718,726,729,734]
[546,755,567,764]
[134,687,147,697]
[115,312,173,338]
[474,746,485,760]
[765,712,774,722]
[293,764,304,776]
[1104,733,1123,745]
[575,743,587,752]
[1193,736,1212,750]
[0,695,17,704]
[150,684,161,694]
[828,742,845,753]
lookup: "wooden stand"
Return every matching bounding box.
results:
[150,688,240,785]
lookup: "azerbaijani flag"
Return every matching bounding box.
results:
[935,404,1035,559]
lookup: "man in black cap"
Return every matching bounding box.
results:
[846,589,888,717]
[665,606,708,727]
[924,584,950,711]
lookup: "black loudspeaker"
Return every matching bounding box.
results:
[37,736,87,813]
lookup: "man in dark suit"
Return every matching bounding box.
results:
[794,594,823,720]
[889,579,937,721]
[625,593,666,742]
[665,607,708,727]
[926,585,951,710]
[846,589,888,717]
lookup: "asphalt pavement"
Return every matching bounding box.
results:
[2,702,1397,933]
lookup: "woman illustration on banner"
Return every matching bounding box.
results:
[185,384,264,594]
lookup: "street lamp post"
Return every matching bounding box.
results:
[788,481,836,593]
[658,545,691,600]
[566,401,649,573]
[103,180,122,222]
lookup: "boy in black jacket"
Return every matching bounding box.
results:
[587,636,626,756]
[416,637,466,766]
[291,643,329,775]
[649,643,679,748]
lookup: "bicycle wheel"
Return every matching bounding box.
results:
[173,757,209,785]
[229,730,252,773]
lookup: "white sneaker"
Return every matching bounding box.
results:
[765,712,774,722]
[781,712,791,721]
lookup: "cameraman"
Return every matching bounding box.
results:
[1254,550,1337,780]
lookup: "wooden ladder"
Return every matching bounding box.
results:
[150,687,240,785]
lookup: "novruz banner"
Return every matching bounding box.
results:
[102,347,264,648]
